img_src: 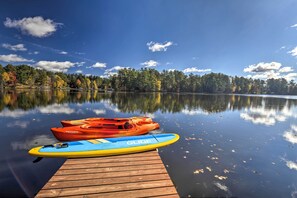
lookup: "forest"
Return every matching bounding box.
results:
[1,64,297,95]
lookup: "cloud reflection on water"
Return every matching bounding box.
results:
[38,104,74,114]
[0,109,32,118]
[182,108,209,115]
[7,121,30,128]
[285,160,297,171]
[92,109,106,115]
[0,103,75,118]
[283,125,297,144]
[240,104,296,126]
[11,135,56,150]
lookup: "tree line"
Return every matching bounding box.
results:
[1,64,297,95]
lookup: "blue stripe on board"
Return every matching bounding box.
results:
[39,133,176,153]
[68,142,84,146]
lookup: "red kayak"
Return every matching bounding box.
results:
[61,116,154,127]
[51,120,160,141]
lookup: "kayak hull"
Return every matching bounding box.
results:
[51,122,160,141]
[28,133,179,158]
[61,116,154,127]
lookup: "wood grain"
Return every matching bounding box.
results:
[36,150,179,198]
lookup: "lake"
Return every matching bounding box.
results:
[0,90,296,197]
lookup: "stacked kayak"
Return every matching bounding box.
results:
[28,133,179,158]
[51,117,160,141]
[28,116,179,158]
[61,116,154,127]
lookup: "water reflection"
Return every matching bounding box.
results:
[283,125,297,144]
[38,104,75,114]
[285,160,297,171]
[11,135,56,150]
[1,90,297,116]
[7,121,30,128]
[0,90,297,197]
[0,109,32,118]
[92,109,106,115]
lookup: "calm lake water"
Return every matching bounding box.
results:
[0,90,297,197]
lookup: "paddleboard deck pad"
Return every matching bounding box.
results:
[28,133,179,158]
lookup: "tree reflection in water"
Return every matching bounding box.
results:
[0,90,297,116]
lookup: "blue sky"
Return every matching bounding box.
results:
[1,0,297,80]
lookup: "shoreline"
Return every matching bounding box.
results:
[2,87,297,98]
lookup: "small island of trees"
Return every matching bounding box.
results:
[1,64,297,95]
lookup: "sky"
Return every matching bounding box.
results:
[1,0,297,80]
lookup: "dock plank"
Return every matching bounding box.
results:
[36,150,179,197]
[59,187,178,198]
[56,163,164,175]
[43,174,170,189]
[60,158,163,169]
[38,180,173,197]
[64,155,161,165]
[50,168,168,182]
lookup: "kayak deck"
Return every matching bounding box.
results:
[36,150,179,197]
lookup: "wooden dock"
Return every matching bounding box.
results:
[36,150,179,197]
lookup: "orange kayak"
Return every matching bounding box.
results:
[51,121,160,141]
[61,116,153,127]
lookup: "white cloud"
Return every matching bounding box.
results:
[100,75,110,78]
[244,62,296,81]
[247,70,280,80]
[244,62,281,73]
[291,24,297,28]
[147,41,173,52]
[35,60,75,72]
[279,67,294,73]
[76,70,83,73]
[283,73,297,81]
[76,62,85,67]
[0,54,33,62]
[283,125,297,144]
[109,66,128,71]
[85,74,91,77]
[104,66,130,76]
[183,67,211,73]
[4,16,61,37]
[93,109,106,115]
[288,47,297,57]
[247,71,297,81]
[168,69,176,72]
[59,51,68,55]
[2,43,27,51]
[87,62,107,68]
[28,51,39,55]
[141,60,159,67]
